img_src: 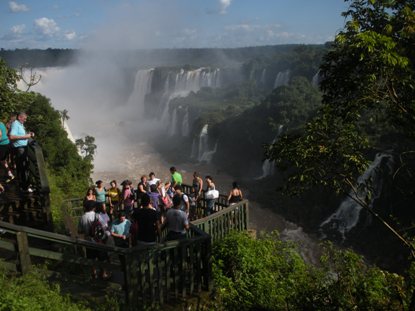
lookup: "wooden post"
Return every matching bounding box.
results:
[16,231,31,274]
[201,237,212,291]
[123,252,138,310]
[245,202,249,230]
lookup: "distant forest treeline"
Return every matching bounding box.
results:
[0,44,329,68]
[0,48,79,68]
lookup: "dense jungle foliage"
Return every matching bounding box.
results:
[267,0,415,259]
[212,231,413,311]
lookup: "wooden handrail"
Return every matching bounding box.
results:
[192,199,249,226]
[27,142,50,194]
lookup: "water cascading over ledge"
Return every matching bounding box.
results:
[273,70,290,89]
[255,124,284,179]
[190,124,218,163]
[157,67,221,136]
[319,153,395,241]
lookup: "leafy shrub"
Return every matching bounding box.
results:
[212,232,408,310]
[0,262,89,311]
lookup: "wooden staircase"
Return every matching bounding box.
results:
[0,143,52,230]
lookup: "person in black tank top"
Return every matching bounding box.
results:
[228,182,243,205]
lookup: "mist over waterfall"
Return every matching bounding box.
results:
[320,153,394,240]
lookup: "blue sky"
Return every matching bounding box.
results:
[1,0,349,49]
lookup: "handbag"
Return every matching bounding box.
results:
[205,189,219,200]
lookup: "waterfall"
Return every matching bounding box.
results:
[260,68,267,85]
[312,70,320,87]
[172,67,221,93]
[61,119,76,144]
[256,125,284,179]
[181,107,190,137]
[273,70,290,88]
[164,72,171,93]
[169,107,178,136]
[160,67,221,132]
[320,153,394,240]
[200,141,218,163]
[126,68,154,115]
[197,124,209,161]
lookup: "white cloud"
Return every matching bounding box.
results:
[219,0,232,15]
[225,24,260,31]
[9,1,29,12]
[65,31,77,40]
[11,24,25,34]
[34,17,60,36]
[217,23,312,47]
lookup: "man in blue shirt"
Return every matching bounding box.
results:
[9,112,34,192]
[111,211,131,247]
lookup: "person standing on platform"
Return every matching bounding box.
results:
[170,166,182,189]
[0,120,14,182]
[108,180,121,216]
[164,195,189,241]
[9,112,34,192]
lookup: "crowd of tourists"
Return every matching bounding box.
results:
[77,168,243,279]
[0,111,35,193]
[77,167,244,246]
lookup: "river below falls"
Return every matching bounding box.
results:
[92,141,322,265]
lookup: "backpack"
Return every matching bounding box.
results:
[89,214,106,242]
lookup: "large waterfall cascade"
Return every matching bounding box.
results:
[320,153,394,240]
[273,70,290,89]
[126,68,154,115]
[157,68,221,136]
[255,125,284,179]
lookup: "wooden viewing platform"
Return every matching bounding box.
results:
[0,144,250,310]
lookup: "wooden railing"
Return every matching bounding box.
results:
[27,142,50,194]
[192,200,249,243]
[0,220,211,309]
[0,183,248,309]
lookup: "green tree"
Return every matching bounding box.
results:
[268,0,415,254]
[0,58,93,228]
[212,232,407,310]
[0,58,19,119]
[76,136,97,162]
